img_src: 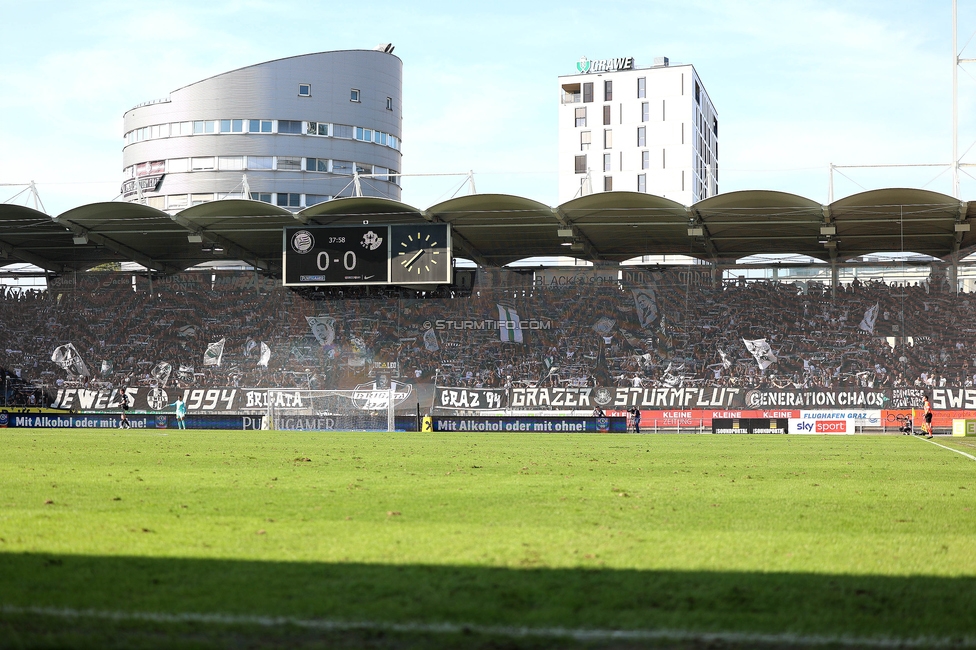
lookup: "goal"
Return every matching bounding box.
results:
[265,388,396,432]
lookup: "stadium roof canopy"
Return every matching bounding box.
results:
[0,188,973,275]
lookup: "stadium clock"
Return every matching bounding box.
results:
[389,224,452,285]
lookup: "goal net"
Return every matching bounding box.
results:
[265,388,396,432]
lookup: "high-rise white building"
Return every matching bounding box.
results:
[557,56,718,205]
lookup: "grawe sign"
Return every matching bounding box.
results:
[576,56,634,74]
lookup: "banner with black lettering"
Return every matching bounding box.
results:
[434,387,508,411]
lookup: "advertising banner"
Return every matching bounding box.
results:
[434,387,508,410]
[712,418,787,434]
[798,409,883,433]
[431,416,627,433]
[5,413,261,430]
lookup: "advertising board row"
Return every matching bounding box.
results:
[0,412,262,430]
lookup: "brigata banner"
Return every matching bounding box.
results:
[50,385,413,413]
[435,387,508,410]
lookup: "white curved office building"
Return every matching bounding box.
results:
[122,47,402,212]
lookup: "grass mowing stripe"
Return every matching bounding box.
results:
[4,605,974,649]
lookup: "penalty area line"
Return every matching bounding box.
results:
[1,605,974,649]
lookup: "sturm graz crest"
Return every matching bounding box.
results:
[594,387,613,406]
[147,388,168,411]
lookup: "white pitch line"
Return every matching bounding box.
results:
[2,605,974,648]
[919,435,976,461]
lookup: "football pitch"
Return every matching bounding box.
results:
[1,429,975,649]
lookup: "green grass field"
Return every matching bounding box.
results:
[1,429,975,649]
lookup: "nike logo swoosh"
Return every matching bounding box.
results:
[364,275,375,280]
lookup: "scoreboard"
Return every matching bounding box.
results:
[283,224,452,286]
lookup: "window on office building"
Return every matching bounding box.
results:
[604,176,613,191]
[637,174,646,193]
[642,150,650,170]
[306,158,329,172]
[386,96,393,110]
[192,121,216,134]
[276,193,301,208]
[167,194,188,209]
[350,88,361,102]
[603,153,611,172]
[250,192,272,203]
[246,156,273,170]
[168,158,189,173]
[662,149,667,168]
[221,119,244,133]
[299,83,311,96]
[354,127,373,142]
[147,196,165,210]
[637,126,646,147]
[276,157,302,171]
[333,124,353,139]
[603,105,611,125]
[306,194,331,206]
[604,80,612,101]
[191,193,213,206]
[248,120,272,133]
[190,157,215,171]
[574,155,587,174]
[642,102,649,122]
[637,77,646,98]
[582,82,593,103]
[332,160,353,175]
[580,131,591,151]
[217,156,244,171]
[277,120,301,134]
[604,129,612,149]
[695,81,700,104]
[575,106,586,127]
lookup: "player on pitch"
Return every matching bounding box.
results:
[169,395,187,430]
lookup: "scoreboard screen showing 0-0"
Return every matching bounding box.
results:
[282,224,452,286]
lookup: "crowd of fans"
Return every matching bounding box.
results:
[1,265,974,406]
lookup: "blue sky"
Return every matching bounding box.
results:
[1,0,975,216]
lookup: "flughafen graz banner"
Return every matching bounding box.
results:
[50,385,976,414]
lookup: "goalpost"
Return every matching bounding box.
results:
[265,388,396,432]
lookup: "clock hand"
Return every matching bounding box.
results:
[404,249,425,267]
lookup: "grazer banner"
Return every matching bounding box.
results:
[434,387,508,410]
[508,386,744,409]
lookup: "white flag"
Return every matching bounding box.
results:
[51,343,90,377]
[257,342,271,367]
[632,289,659,329]
[423,328,440,352]
[151,361,173,387]
[306,316,336,346]
[592,317,616,336]
[858,303,879,334]
[497,305,523,343]
[742,338,777,370]
[718,349,732,369]
[204,339,225,367]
